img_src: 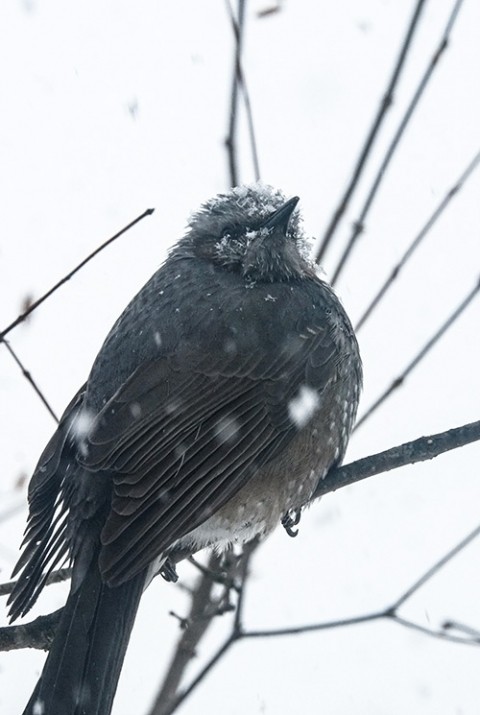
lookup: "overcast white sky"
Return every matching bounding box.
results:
[1,1,480,714]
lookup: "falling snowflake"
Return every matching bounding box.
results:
[288,385,320,428]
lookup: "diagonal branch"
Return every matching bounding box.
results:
[331,0,465,286]
[148,552,225,715]
[1,339,59,422]
[390,522,480,609]
[315,418,480,498]
[155,515,480,714]
[0,208,154,340]
[356,147,480,331]
[314,0,428,265]
[355,277,480,430]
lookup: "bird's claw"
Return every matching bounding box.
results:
[160,557,179,582]
[281,508,302,537]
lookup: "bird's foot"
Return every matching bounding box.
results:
[281,508,302,537]
[160,557,179,582]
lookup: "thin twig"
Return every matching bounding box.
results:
[225,0,247,187]
[356,148,480,331]
[355,277,480,430]
[150,542,258,715]
[442,620,480,640]
[225,0,261,183]
[390,614,480,646]
[156,541,259,715]
[158,635,236,715]
[149,553,225,715]
[331,0,465,286]
[391,523,480,609]
[240,76,261,182]
[160,594,480,715]
[0,208,154,340]
[242,611,384,639]
[315,0,428,265]
[233,538,259,634]
[188,555,236,589]
[160,519,480,712]
[1,340,59,422]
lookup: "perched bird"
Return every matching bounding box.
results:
[8,184,362,715]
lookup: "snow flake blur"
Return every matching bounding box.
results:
[288,385,320,428]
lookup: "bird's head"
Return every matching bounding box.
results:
[183,184,314,283]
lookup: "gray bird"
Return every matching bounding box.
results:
[8,184,362,715]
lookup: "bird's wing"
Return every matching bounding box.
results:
[81,324,339,586]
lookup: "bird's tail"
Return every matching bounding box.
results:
[22,557,146,715]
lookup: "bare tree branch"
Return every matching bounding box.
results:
[355,278,480,430]
[153,518,480,714]
[149,553,226,715]
[245,611,480,646]
[315,418,480,498]
[225,0,247,187]
[356,147,480,331]
[330,0,465,285]
[389,614,480,646]
[225,0,261,184]
[1,339,59,422]
[0,609,61,652]
[391,522,480,609]
[0,208,154,340]
[442,619,480,640]
[314,0,428,265]
[154,544,258,715]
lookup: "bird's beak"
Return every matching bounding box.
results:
[262,196,300,234]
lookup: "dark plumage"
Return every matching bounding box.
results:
[8,184,362,715]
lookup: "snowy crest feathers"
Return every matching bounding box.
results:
[184,183,313,270]
[189,183,302,233]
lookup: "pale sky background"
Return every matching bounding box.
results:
[1,1,480,714]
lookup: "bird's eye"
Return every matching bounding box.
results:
[221,224,237,239]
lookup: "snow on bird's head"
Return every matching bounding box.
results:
[184,183,314,264]
[187,183,303,239]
